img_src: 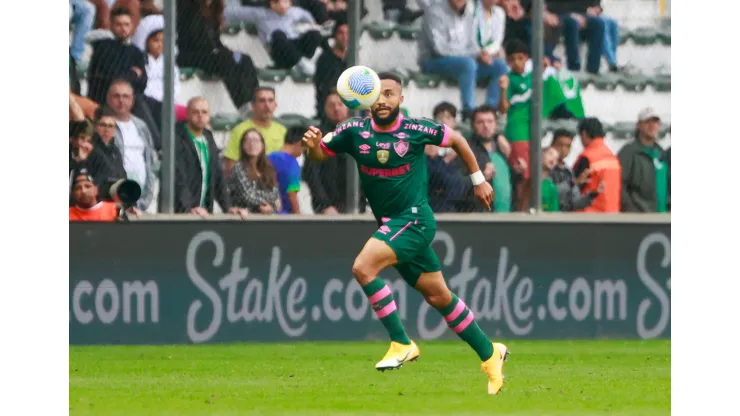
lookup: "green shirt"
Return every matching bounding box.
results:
[505,72,567,142]
[186,127,210,208]
[322,116,448,219]
[541,177,560,212]
[489,151,512,212]
[644,146,668,213]
[553,70,585,118]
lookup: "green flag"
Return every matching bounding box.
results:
[504,71,569,142]
[552,70,585,118]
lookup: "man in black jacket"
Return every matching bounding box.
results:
[314,19,348,120]
[87,8,161,149]
[174,97,248,218]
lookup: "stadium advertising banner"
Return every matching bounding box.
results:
[69,220,670,345]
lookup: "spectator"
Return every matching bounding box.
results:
[588,3,620,72]
[107,79,157,212]
[425,141,472,213]
[314,18,348,120]
[224,87,288,172]
[228,129,282,214]
[618,108,669,213]
[324,0,368,22]
[225,0,323,75]
[174,97,247,218]
[268,127,304,214]
[303,89,351,214]
[383,0,424,24]
[665,147,671,212]
[69,169,120,222]
[549,129,600,211]
[131,14,189,124]
[573,117,621,213]
[70,0,96,64]
[418,0,509,121]
[432,101,458,133]
[70,120,95,179]
[463,105,513,212]
[87,7,162,149]
[473,0,506,61]
[540,147,560,212]
[177,0,259,116]
[548,0,606,74]
[501,0,561,64]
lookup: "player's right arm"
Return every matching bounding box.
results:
[302,123,352,162]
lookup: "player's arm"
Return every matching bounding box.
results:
[302,126,332,162]
[444,129,495,210]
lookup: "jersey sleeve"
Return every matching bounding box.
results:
[319,119,355,156]
[416,118,452,147]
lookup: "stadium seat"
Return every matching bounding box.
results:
[620,74,651,92]
[591,73,620,91]
[257,68,290,83]
[628,27,660,46]
[387,68,412,86]
[396,24,420,41]
[244,22,258,36]
[289,68,313,84]
[210,113,241,131]
[179,67,197,80]
[650,75,671,92]
[611,121,635,139]
[275,113,318,129]
[363,21,396,40]
[409,71,444,88]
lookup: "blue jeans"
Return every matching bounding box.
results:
[69,0,95,63]
[560,13,606,74]
[601,16,619,67]
[420,56,509,112]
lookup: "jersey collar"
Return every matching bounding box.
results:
[371,114,404,133]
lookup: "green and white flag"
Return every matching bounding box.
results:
[549,69,585,119]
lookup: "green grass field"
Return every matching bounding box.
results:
[69,340,670,416]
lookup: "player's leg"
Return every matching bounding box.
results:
[352,236,420,371]
[405,248,509,395]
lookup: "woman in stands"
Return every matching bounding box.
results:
[228,129,282,214]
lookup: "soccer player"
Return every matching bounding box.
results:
[301,72,510,395]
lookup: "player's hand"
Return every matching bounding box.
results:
[474,181,494,211]
[498,74,510,90]
[302,126,323,149]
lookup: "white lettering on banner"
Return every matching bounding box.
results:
[636,232,671,339]
[71,279,158,325]
[186,231,308,344]
[177,229,670,342]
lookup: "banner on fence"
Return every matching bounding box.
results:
[70,221,670,344]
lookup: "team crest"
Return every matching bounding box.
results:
[377,150,390,164]
[393,140,409,157]
[359,131,372,139]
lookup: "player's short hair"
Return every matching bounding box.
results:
[252,86,276,101]
[377,71,403,86]
[552,128,574,142]
[471,104,497,124]
[504,39,529,56]
[284,126,304,145]
[110,7,131,20]
[327,87,339,98]
[433,101,456,119]
[577,117,605,139]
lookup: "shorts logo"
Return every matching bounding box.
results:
[393,140,409,157]
[377,150,390,164]
[378,225,391,234]
[359,144,371,154]
[376,142,391,149]
[393,132,410,139]
[359,131,372,139]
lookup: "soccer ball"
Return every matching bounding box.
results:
[336,65,382,110]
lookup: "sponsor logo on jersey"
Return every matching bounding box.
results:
[376,142,391,149]
[403,124,439,135]
[358,144,371,154]
[360,163,411,177]
[393,140,409,157]
[359,131,372,139]
[377,150,390,164]
[393,132,410,139]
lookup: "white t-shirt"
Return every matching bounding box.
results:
[117,119,148,189]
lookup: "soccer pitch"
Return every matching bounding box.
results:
[69,340,670,415]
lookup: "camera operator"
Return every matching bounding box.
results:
[69,168,141,222]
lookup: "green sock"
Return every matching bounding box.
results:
[439,294,494,361]
[362,278,411,345]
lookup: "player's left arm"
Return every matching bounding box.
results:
[443,128,494,210]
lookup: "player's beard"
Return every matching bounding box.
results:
[371,105,400,127]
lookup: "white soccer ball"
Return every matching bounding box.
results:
[336,65,382,110]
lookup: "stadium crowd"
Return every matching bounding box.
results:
[69,0,670,221]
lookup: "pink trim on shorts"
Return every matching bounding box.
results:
[320,141,336,156]
[376,301,398,319]
[451,311,475,333]
[444,300,467,323]
[389,221,413,241]
[371,114,404,133]
[381,217,391,223]
[440,124,452,147]
[368,285,392,304]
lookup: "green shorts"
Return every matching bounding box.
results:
[372,205,441,287]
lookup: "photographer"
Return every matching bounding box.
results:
[69,169,141,222]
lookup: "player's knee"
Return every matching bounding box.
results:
[424,291,452,309]
[351,258,375,285]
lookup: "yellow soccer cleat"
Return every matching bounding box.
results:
[375,341,420,371]
[480,342,510,395]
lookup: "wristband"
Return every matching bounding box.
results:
[470,171,486,186]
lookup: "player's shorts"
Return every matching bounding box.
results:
[371,204,440,287]
[509,141,531,180]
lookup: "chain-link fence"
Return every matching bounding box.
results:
[69,0,670,218]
